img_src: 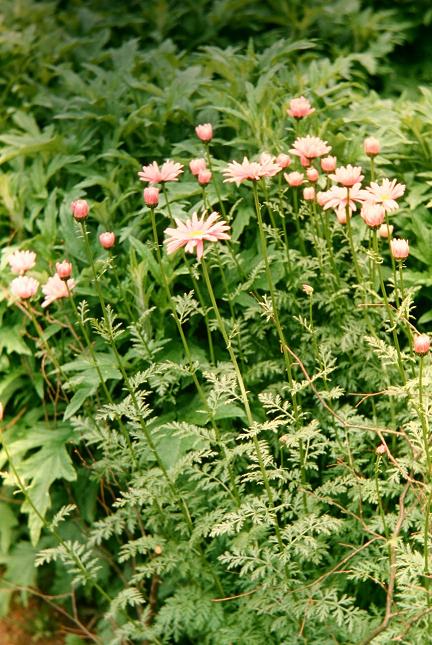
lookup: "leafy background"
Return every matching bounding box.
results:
[0,0,432,643]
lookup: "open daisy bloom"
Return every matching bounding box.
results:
[222,157,264,186]
[138,160,184,184]
[7,250,37,275]
[320,183,369,221]
[366,178,405,213]
[289,135,331,160]
[164,212,231,260]
[42,274,76,308]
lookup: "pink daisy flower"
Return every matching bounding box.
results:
[259,152,282,178]
[321,183,369,220]
[164,212,230,260]
[7,250,36,275]
[366,178,405,213]
[138,160,184,184]
[41,274,76,308]
[222,157,263,186]
[10,276,39,299]
[329,164,364,187]
[289,136,331,160]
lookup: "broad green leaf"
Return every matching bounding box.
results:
[0,503,18,554]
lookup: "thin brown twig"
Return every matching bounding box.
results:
[358,483,409,645]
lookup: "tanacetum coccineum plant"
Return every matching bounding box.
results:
[0,10,432,639]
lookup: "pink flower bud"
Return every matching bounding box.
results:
[390,238,409,260]
[321,156,337,173]
[198,169,212,185]
[364,137,380,157]
[303,186,315,201]
[361,203,386,229]
[284,171,304,187]
[143,186,160,207]
[286,96,315,119]
[414,334,431,355]
[316,191,328,207]
[306,167,319,182]
[336,208,348,225]
[300,155,310,168]
[378,223,394,239]
[56,260,73,280]
[189,158,207,176]
[71,199,89,221]
[99,232,116,249]
[195,123,213,142]
[376,444,387,455]
[10,276,39,299]
[0,402,3,421]
[276,153,291,169]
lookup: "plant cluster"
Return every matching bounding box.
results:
[0,2,432,644]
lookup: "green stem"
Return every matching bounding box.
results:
[292,188,306,254]
[252,183,307,504]
[374,456,389,539]
[149,208,241,507]
[201,256,284,551]
[345,188,363,287]
[204,144,226,218]
[372,231,406,384]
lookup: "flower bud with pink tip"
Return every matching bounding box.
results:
[276,153,291,169]
[71,199,89,221]
[316,191,328,207]
[56,260,73,280]
[143,186,160,207]
[414,334,431,355]
[303,187,315,201]
[198,169,212,185]
[306,167,319,182]
[361,203,386,229]
[10,276,39,299]
[364,137,380,157]
[287,96,315,119]
[321,156,337,173]
[336,208,347,225]
[390,238,409,260]
[379,223,394,239]
[284,171,304,187]
[189,158,207,176]
[300,156,310,168]
[195,123,213,142]
[99,232,116,250]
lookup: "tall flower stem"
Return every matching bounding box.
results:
[277,175,292,274]
[149,209,241,506]
[252,183,306,500]
[204,144,226,218]
[419,354,432,613]
[261,182,279,234]
[374,455,389,539]
[292,188,306,254]
[372,231,406,384]
[370,157,375,182]
[201,257,284,551]
[345,188,363,287]
[161,186,216,363]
